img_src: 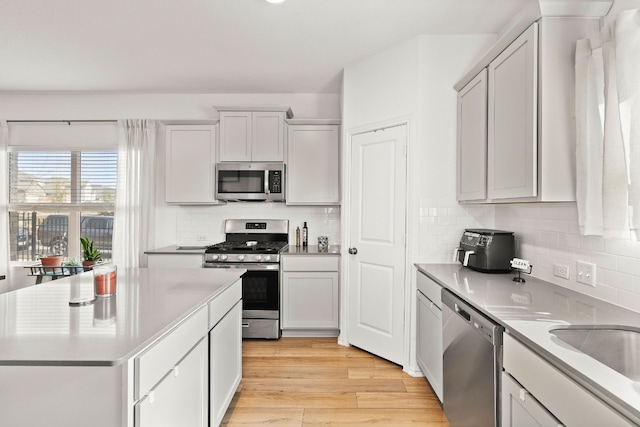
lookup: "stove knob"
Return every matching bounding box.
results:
[263,255,271,262]
[220,254,228,261]
[238,255,245,261]
[211,254,219,261]
[255,255,262,261]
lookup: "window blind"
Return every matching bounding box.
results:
[8,150,117,208]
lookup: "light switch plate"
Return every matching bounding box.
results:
[577,261,596,287]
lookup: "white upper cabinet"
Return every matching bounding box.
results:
[457,69,488,201]
[488,23,538,200]
[455,17,601,203]
[219,109,287,162]
[286,123,340,205]
[165,124,222,204]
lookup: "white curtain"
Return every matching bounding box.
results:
[575,9,640,239]
[113,120,157,268]
[0,121,8,290]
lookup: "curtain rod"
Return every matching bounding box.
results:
[7,120,117,124]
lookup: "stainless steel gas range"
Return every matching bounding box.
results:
[203,219,288,339]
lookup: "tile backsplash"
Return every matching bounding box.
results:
[175,204,341,248]
[418,198,494,263]
[495,203,640,313]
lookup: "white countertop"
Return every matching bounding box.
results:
[282,245,341,255]
[0,268,244,366]
[416,263,640,425]
[145,245,207,254]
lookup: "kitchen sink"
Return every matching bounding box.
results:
[549,325,640,381]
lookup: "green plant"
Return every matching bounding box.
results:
[63,257,81,267]
[80,237,102,262]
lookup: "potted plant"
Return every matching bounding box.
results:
[39,254,63,273]
[80,237,102,271]
[63,257,83,275]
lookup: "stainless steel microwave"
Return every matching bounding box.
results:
[215,162,285,201]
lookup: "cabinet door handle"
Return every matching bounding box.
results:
[348,247,358,255]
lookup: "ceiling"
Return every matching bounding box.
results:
[0,0,532,94]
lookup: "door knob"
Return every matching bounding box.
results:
[348,247,358,255]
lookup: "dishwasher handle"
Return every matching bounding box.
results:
[454,303,471,322]
[442,289,503,346]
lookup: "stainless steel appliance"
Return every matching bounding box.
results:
[454,229,514,273]
[203,219,288,339]
[442,289,503,427]
[215,162,285,202]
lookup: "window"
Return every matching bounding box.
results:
[8,150,117,262]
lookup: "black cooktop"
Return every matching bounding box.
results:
[205,240,287,254]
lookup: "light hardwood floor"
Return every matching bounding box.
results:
[221,337,450,427]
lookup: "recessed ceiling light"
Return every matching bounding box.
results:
[265,0,286,3]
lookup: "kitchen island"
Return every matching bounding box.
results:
[417,263,640,426]
[0,267,244,427]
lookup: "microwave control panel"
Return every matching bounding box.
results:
[268,170,282,193]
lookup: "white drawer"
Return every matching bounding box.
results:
[208,280,242,329]
[417,270,442,309]
[503,334,633,427]
[135,306,208,399]
[282,255,339,272]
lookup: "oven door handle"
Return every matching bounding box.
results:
[204,263,280,270]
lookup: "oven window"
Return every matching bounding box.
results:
[242,271,279,311]
[218,170,265,193]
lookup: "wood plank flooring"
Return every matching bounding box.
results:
[221,337,449,427]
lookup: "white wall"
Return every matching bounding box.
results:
[342,37,421,130]
[0,93,340,121]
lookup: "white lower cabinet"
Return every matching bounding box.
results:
[134,281,242,427]
[135,338,208,427]
[209,301,242,427]
[502,372,563,427]
[147,253,203,268]
[416,271,443,402]
[502,334,634,427]
[281,255,339,335]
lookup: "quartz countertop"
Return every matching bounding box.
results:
[0,268,244,367]
[282,245,341,255]
[145,245,208,254]
[416,263,640,425]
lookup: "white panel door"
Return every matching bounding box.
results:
[488,23,538,200]
[348,125,407,365]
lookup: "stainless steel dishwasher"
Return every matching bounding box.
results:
[442,289,504,427]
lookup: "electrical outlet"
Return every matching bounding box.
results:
[577,260,596,287]
[553,263,570,280]
[197,235,207,242]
